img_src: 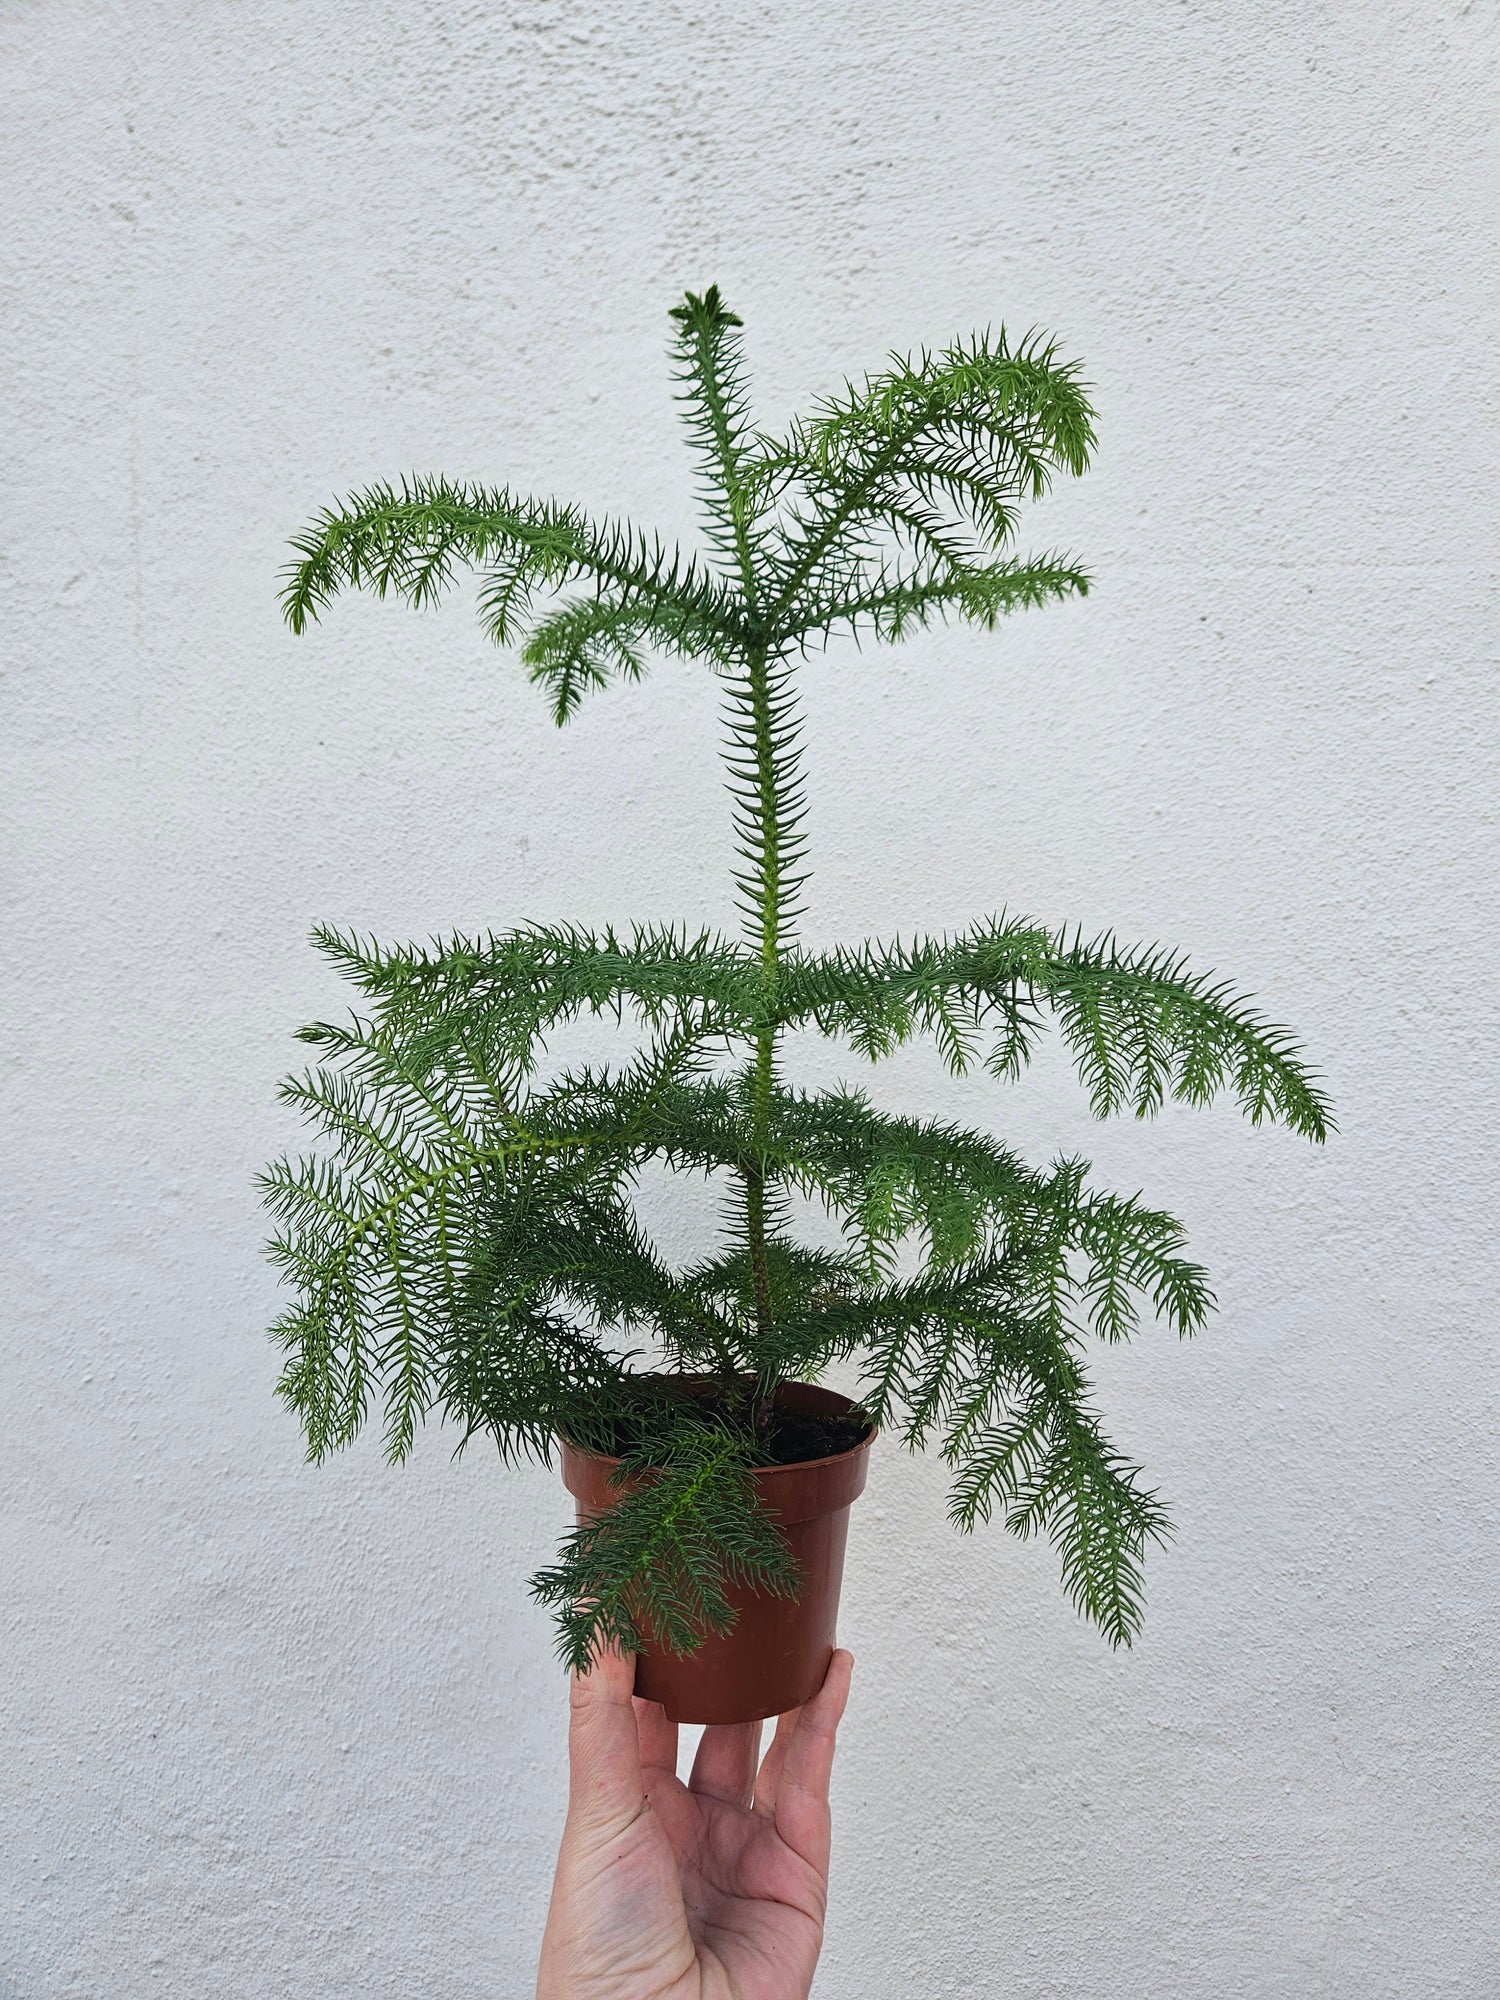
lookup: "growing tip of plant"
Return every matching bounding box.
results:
[669,282,743,328]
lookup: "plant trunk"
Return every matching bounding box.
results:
[741,638,783,1395]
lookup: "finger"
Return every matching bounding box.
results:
[770,1649,853,1870]
[566,1645,646,1836]
[753,1649,854,1819]
[689,1717,764,1808]
[751,1705,799,1818]
[633,1695,679,1780]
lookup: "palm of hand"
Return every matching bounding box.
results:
[640,1714,829,1996]
[537,1649,853,2000]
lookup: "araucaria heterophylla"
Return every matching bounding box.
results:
[261,286,1331,1669]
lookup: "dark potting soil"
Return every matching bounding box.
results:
[596,1381,872,1466]
[757,1404,871,1466]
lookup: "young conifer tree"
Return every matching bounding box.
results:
[263,287,1329,1669]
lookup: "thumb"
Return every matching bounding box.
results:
[565,1646,646,1836]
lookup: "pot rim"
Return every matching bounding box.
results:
[559,1374,877,1480]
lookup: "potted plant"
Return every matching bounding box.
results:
[262,286,1329,1723]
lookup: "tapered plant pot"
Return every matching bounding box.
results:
[559,1381,874,1725]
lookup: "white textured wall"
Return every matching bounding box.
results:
[4,3,1497,1994]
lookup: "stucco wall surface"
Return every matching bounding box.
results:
[3,3,1497,1994]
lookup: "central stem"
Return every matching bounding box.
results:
[742,640,783,1429]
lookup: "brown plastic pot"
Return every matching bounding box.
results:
[559,1380,874,1724]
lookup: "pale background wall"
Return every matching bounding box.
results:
[3,3,1497,1994]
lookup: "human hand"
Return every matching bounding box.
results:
[536,1648,854,1999]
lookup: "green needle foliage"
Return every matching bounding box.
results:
[263,286,1330,1668]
